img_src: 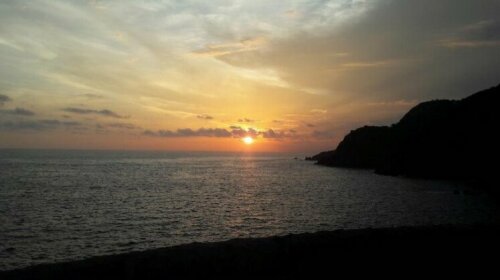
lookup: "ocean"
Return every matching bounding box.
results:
[1,149,499,270]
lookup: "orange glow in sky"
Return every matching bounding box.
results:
[1,1,490,152]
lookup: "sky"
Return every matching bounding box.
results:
[0,0,499,152]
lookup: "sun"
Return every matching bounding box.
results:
[242,136,254,145]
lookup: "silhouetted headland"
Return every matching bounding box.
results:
[1,225,499,279]
[308,84,500,189]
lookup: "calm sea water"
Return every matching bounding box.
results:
[1,149,499,270]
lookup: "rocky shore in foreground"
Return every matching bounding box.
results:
[2,224,499,279]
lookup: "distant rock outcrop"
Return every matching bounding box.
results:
[305,150,335,162]
[309,84,500,186]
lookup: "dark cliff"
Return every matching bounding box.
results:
[310,84,500,185]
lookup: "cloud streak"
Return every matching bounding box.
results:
[261,129,290,139]
[439,20,500,48]
[238,118,255,123]
[0,107,35,116]
[215,0,500,101]
[144,126,304,140]
[230,126,259,138]
[196,114,214,120]
[191,37,267,57]
[144,128,232,138]
[0,119,82,131]
[96,122,139,130]
[62,107,128,119]
[0,94,11,106]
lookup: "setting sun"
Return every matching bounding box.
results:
[243,136,254,145]
[1,0,499,275]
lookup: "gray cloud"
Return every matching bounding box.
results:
[144,126,266,138]
[0,119,82,131]
[143,126,333,140]
[0,107,35,116]
[62,107,128,118]
[196,114,214,120]
[261,129,287,139]
[230,127,259,138]
[95,122,139,133]
[217,0,500,102]
[80,94,105,99]
[0,94,11,106]
[261,129,299,139]
[143,125,339,141]
[238,118,255,123]
[440,20,500,48]
[105,123,139,130]
[144,128,232,138]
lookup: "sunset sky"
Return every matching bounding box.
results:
[1,0,499,152]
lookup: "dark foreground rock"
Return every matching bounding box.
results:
[310,84,500,187]
[2,225,500,279]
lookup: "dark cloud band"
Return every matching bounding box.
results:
[63,107,128,118]
[0,107,35,116]
[0,94,11,106]
[144,127,297,139]
[0,119,82,131]
[144,128,231,138]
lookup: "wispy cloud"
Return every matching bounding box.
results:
[261,129,290,139]
[0,107,35,116]
[238,118,255,123]
[196,114,214,120]
[192,37,267,57]
[230,127,259,138]
[144,126,301,140]
[97,122,139,130]
[310,109,327,114]
[0,119,82,131]
[0,94,11,106]
[144,128,232,138]
[339,60,399,69]
[80,93,105,99]
[439,39,500,48]
[62,107,128,118]
[439,20,500,48]
[144,126,266,138]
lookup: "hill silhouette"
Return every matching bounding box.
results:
[308,84,500,188]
